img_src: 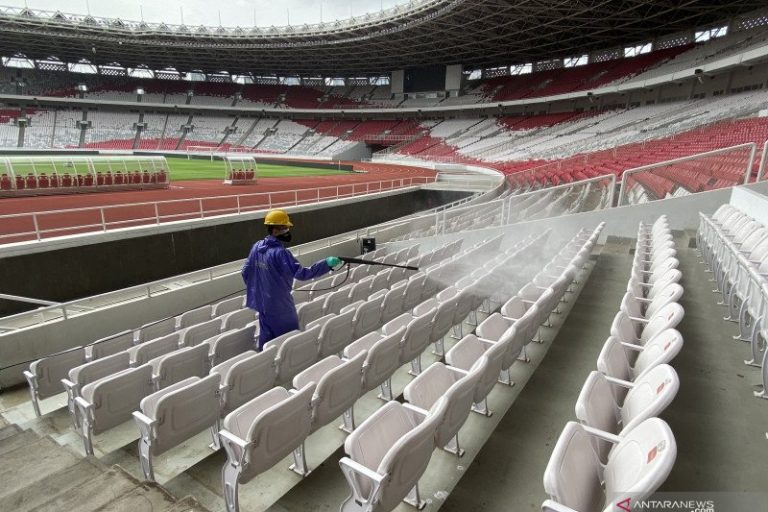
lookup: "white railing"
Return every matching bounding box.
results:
[758,139,768,182]
[617,143,756,206]
[0,177,435,244]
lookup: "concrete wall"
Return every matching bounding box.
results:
[0,188,469,317]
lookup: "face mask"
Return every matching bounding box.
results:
[276,231,292,243]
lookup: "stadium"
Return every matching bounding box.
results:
[0,0,767,510]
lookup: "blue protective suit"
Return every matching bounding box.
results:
[242,235,331,349]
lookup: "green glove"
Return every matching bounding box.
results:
[326,256,341,268]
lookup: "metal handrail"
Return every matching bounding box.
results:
[617,142,757,206]
[0,176,435,243]
[758,139,768,182]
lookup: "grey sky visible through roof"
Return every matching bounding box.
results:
[3,0,408,27]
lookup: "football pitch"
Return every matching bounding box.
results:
[165,157,350,181]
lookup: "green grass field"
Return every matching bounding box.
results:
[3,156,350,181]
[165,157,349,181]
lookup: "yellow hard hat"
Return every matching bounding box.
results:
[264,209,293,227]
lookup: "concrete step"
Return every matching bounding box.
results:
[92,467,179,512]
[0,436,79,500]
[0,423,20,442]
[168,496,214,512]
[2,457,105,511]
[29,464,140,511]
[0,428,39,457]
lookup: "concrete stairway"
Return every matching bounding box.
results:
[0,423,210,512]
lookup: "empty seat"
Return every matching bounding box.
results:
[128,332,181,366]
[211,346,277,415]
[597,330,684,391]
[610,303,684,347]
[209,325,256,366]
[446,337,507,416]
[575,365,680,461]
[149,343,210,389]
[383,312,433,375]
[213,295,245,317]
[344,327,405,401]
[87,330,134,360]
[542,418,677,512]
[403,358,486,456]
[290,351,368,473]
[323,288,353,316]
[220,383,316,512]
[181,318,222,347]
[133,373,221,481]
[381,287,406,325]
[268,325,321,384]
[138,317,177,343]
[297,299,326,329]
[221,308,257,331]
[339,397,448,512]
[75,364,155,455]
[310,310,356,358]
[341,293,385,339]
[620,283,684,321]
[62,351,130,426]
[177,304,213,329]
[24,347,87,417]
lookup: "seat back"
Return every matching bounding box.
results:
[155,344,210,389]
[29,347,87,399]
[221,308,257,331]
[237,384,315,481]
[431,300,457,342]
[603,418,677,508]
[210,325,256,366]
[177,305,213,329]
[375,397,447,511]
[88,331,134,359]
[621,364,679,434]
[402,274,427,311]
[610,311,639,345]
[349,280,372,304]
[297,299,325,329]
[324,288,351,316]
[400,313,434,363]
[350,294,385,338]
[370,270,391,294]
[476,313,511,341]
[318,310,355,358]
[357,328,404,392]
[139,317,176,343]
[634,329,684,378]
[84,364,154,434]
[212,295,245,317]
[69,351,130,388]
[142,373,221,454]
[645,283,684,318]
[182,318,222,347]
[274,325,321,384]
[212,346,277,415]
[596,336,632,383]
[640,303,684,343]
[308,352,366,429]
[130,332,181,365]
[381,287,405,325]
[543,421,605,512]
[575,371,622,461]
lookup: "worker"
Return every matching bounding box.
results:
[242,209,341,349]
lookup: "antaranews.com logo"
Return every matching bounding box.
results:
[611,492,767,512]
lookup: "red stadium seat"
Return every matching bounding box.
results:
[131,171,141,184]
[157,170,167,183]
[0,174,11,190]
[114,171,124,185]
[15,175,24,190]
[49,174,59,188]
[142,171,151,183]
[103,172,114,185]
[62,173,73,187]
[84,174,94,186]
[76,174,85,186]
[25,173,37,189]
[38,173,49,188]
[246,170,255,180]
[96,172,105,186]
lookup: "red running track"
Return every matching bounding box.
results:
[0,162,435,244]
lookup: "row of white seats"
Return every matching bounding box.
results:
[697,204,768,400]
[542,216,685,512]
[332,226,604,512]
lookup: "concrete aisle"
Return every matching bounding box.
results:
[441,239,634,511]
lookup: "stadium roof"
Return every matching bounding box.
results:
[0,0,764,76]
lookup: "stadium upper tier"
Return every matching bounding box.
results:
[0,1,762,75]
[1,22,767,111]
